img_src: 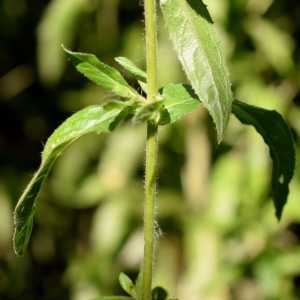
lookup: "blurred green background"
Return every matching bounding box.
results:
[1,0,300,299]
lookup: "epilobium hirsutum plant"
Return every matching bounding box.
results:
[13,0,295,299]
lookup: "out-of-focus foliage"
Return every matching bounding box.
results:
[0,0,300,299]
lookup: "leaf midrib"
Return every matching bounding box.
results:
[180,0,221,114]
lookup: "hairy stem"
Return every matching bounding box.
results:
[145,0,158,100]
[142,0,158,299]
[143,122,158,300]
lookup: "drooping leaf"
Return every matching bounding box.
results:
[119,273,137,298]
[158,84,200,125]
[160,0,233,142]
[62,46,141,99]
[151,287,168,300]
[232,100,295,220]
[115,57,147,82]
[13,105,131,256]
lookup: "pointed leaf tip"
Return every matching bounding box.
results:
[13,105,129,255]
[232,100,295,220]
[62,46,140,99]
[115,56,147,82]
[119,272,137,298]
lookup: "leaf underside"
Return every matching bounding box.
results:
[232,100,295,220]
[160,0,233,142]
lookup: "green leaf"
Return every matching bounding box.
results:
[135,270,143,300]
[158,84,200,125]
[160,0,233,142]
[13,105,129,256]
[62,46,140,99]
[138,80,148,94]
[133,100,164,124]
[115,57,147,82]
[151,287,168,300]
[90,297,134,300]
[232,100,295,220]
[119,273,137,298]
[103,100,130,110]
[102,100,137,130]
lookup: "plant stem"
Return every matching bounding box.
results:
[142,0,158,299]
[144,0,158,100]
[143,122,158,300]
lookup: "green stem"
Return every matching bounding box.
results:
[142,0,158,299]
[143,122,158,300]
[144,0,158,100]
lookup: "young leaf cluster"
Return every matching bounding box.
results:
[13,45,201,256]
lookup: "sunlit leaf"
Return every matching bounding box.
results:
[13,105,130,256]
[62,46,141,99]
[90,297,134,300]
[138,80,148,94]
[232,100,295,220]
[160,0,233,142]
[158,84,200,125]
[119,273,137,298]
[115,56,147,82]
